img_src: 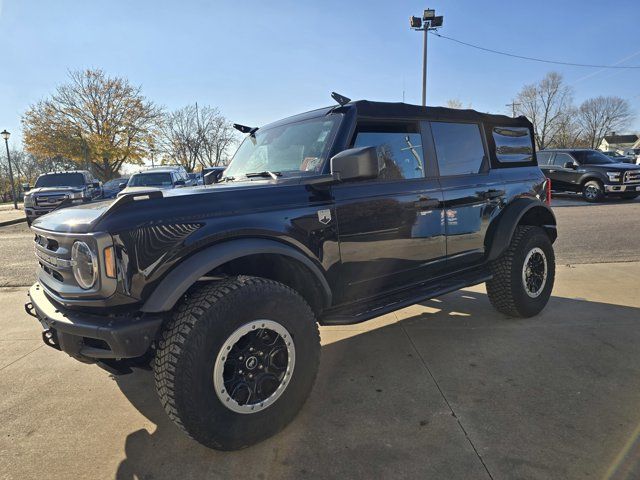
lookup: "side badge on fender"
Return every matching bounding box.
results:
[317,209,332,225]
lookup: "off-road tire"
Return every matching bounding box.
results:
[582,180,604,203]
[486,226,555,318]
[154,276,320,450]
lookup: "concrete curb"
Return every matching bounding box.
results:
[0,217,27,228]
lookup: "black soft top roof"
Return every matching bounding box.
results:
[351,100,531,128]
[262,100,532,130]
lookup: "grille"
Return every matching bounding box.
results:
[33,230,77,288]
[35,194,67,208]
[624,171,640,184]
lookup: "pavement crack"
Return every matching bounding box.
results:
[400,321,495,480]
[0,344,44,372]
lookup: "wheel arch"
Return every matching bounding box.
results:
[486,198,557,262]
[579,173,606,187]
[141,238,332,314]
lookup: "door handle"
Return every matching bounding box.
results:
[415,197,440,209]
[548,169,556,173]
[480,189,505,200]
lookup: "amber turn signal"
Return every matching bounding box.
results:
[104,246,116,278]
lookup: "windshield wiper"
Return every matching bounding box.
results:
[245,171,282,180]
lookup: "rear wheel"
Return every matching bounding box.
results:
[582,180,604,202]
[154,276,320,450]
[487,226,555,318]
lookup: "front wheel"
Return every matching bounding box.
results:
[582,180,604,202]
[486,226,555,318]
[154,276,320,450]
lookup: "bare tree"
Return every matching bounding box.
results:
[550,107,584,148]
[513,72,573,150]
[446,98,463,109]
[22,69,162,181]
[577,96,634,148]
[160,104,237,171]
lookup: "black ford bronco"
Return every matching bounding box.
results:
[25,96,557,450]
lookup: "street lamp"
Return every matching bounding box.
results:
[409,9,444,106]
[1,130,18,210]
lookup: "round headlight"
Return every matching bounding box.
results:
[71,241,98,289]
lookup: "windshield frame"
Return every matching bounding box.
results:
[223,114,343,181]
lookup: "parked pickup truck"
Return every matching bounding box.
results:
[538,149,640,202]
[23,171,101,225]
[25,95,556,450]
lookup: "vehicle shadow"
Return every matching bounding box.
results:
[113,290,640,480]
[552,192,640,207]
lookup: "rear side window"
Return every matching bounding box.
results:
[354,125,425,180]
[431,122,485,176]
[492,127,533,163]
[536,151,552,165]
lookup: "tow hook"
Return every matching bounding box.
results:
[24,301,37,318]
[42,329,61,351]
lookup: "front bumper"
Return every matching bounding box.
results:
[26,283,163,362]
[25,207,54,221]
[605,184,640,193]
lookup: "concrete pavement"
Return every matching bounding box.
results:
[1,262,640,479]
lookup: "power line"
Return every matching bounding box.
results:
[430,31,640,69]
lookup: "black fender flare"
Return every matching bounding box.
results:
[141,238,332,313]
[486,198,557,261]
[578,172,607,188]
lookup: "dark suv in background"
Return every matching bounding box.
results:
[538,149,640,202]
[25,97,556,450]
[23,171,101,225]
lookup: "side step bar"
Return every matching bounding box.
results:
[320,269,491,326]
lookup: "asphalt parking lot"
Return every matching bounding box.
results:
[1,197,640,480]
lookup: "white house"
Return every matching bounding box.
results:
[598,133,639,155]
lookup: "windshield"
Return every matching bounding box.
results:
[128,172,172,187]
[224,116,340,180]
[35,173,84,188]
[103,178,127,189]
[572,150,616,165]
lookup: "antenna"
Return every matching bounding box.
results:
[331,92,351,106]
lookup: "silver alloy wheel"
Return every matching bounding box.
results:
[213,320,295,414]
[584,184,599,200]
[522,247,548,298]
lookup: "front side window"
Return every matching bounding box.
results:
[572,150,616,165]
[493,127,533,163]
[431,122,485,176]
[224,116,340,180]
[353,126,424,180]
[553,153,574,167]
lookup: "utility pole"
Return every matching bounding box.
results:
[1,130,18,209]
[410,9,444,106]
[506,101,521,117]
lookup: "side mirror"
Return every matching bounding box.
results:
[563,161,576,169]
[22,183,30,192]
[204,171,221,185]
[174,179,186,186]
[118,182,127,190]
[330,146,382,182]
[91,182,100,188]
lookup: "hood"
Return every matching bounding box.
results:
[27,186,84,195]
[586,162,640,171]
[31,177,302,234]
[32,199,115,233]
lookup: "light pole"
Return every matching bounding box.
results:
[150,147,156,168]
[1,130,17,210]
[410,9,444,106]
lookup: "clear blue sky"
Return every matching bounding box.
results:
[1,0,639,149]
